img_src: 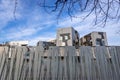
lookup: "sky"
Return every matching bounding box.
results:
[0,0,120,46]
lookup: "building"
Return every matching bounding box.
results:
[48,39,57,45]
[5,41,29,46]
[56,27,79,48]
[0,44,3,46]
[37,41,56,50]
[80,32,108,46]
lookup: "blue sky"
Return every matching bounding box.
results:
[0,0,120,46]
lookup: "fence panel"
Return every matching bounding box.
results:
[0,46,120,80]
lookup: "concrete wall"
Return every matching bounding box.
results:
[0,46,5,55]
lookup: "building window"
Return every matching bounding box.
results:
[64,35,68,40]
[98,32,104,39]
[62,42,65,46]
[86,36,91,41]
[102,41,105,46]
[96,39,103,46]
[60,33,70,42]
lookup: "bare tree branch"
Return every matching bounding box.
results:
[13,0,120,27]
[14,0,17,20]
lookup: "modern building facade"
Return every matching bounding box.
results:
[5,41,29,46]
[56,27,79,48]
[80,32,108,46]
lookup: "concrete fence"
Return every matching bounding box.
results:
[0,46,120,80]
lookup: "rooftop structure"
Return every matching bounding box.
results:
[56,27,79,48]
[5,41,29,46]
[37,41,56,50]
[80,32,108,46]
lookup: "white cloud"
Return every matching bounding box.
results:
[0,0,21,30]
[28,35,56,46]
[5,26,43,39]
[0,6,57,42]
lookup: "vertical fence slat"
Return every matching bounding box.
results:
[8,47,17,80]
[0,47,8,80]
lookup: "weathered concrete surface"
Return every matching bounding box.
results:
[0,46,4,54]
[0,46,120,80]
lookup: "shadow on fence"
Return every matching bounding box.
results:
[0,46,120,80]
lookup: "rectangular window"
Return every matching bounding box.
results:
[60,33,70,41]
[62,42,65,46]
[98,32,104,39]
[64,35,68,40]
[96,39,102,46]
[102,41,105,46]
